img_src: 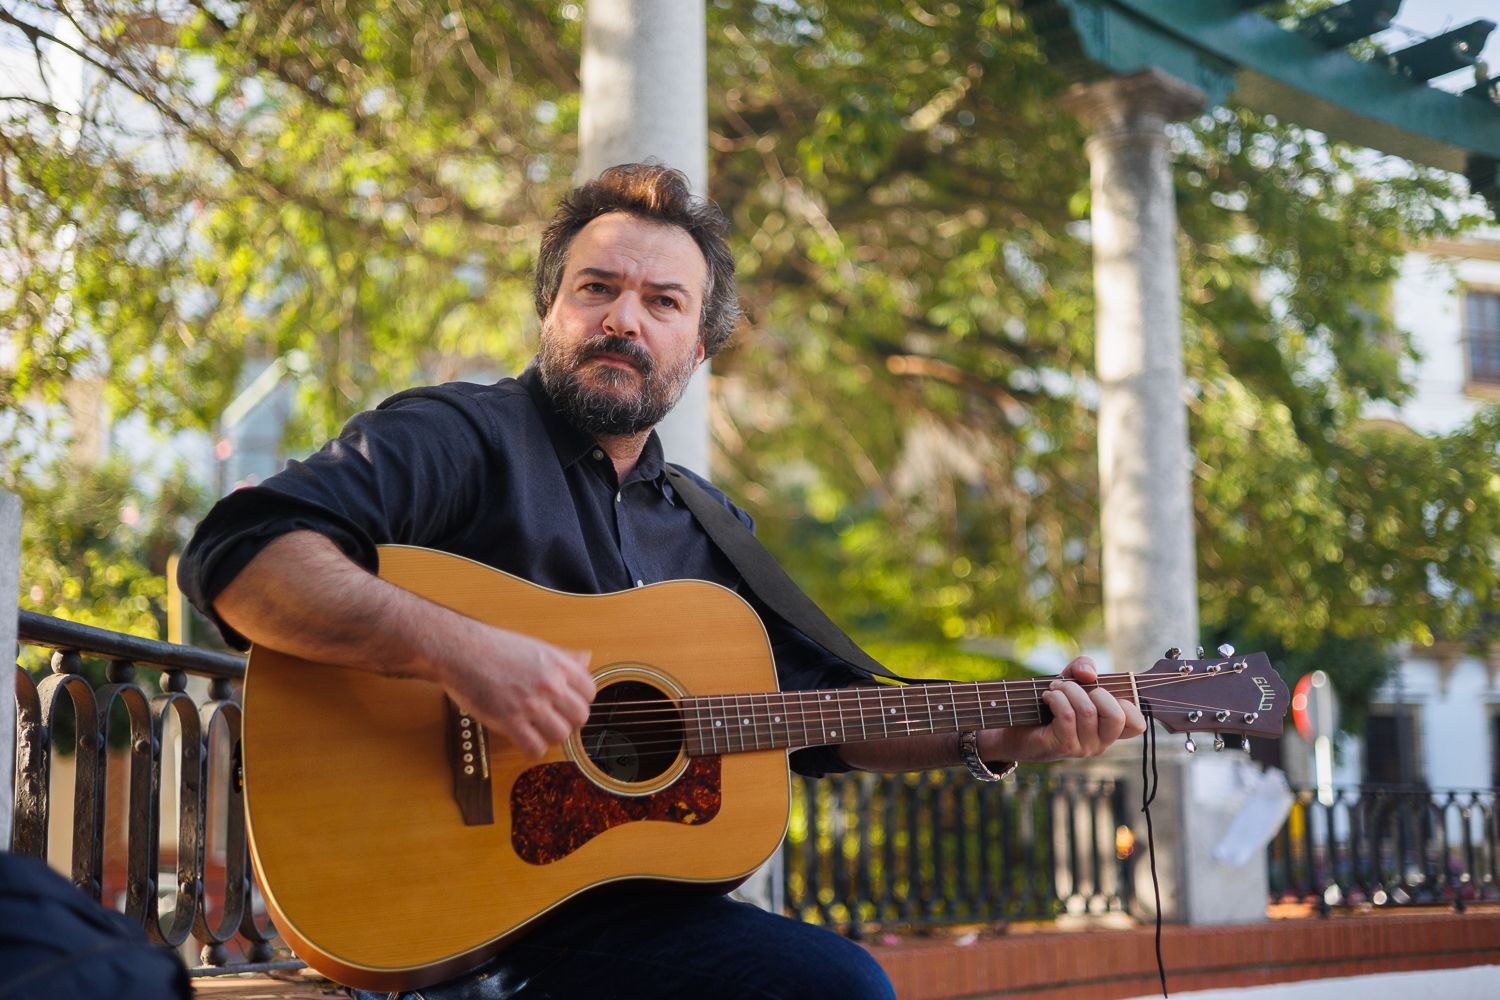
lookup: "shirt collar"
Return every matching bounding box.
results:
[518,362,669,488]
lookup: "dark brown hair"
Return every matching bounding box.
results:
[534,163,740,358]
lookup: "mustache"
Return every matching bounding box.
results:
[580,336,654,375]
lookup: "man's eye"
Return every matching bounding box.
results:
[657,296,680,310]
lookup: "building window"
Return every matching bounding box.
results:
[1466,289,1500,385]
[1491,710,1500,791]
[1363,705,1423,786]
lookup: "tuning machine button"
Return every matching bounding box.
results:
[1213,734,1226,752]
[1165,647,1182,659]
[1217,643,1235,657]
[1184,736,1198,753]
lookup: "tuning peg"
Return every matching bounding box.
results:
[1213,734,1226,752]
[1197,646,1206,658]
[1242,739,1253,755]
[1217,643,1235,657]
[1164,647,1182,659]
[1184,735,1197,753]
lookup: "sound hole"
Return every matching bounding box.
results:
[580,680,683,782]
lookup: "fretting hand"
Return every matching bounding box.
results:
[978,655,1148,763]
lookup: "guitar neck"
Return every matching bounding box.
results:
[683,676,1135,756]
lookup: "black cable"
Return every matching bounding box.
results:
[1141,703,1168,998]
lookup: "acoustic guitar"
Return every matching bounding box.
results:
[240,545,1288,990]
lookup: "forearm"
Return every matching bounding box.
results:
[212,530,451,682]
[836,732,969,773]
[213,531,598,758]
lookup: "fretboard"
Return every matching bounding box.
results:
[684,678,1081,757]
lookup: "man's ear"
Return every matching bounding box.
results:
[692,337,707,369]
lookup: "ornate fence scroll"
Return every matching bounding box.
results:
[10,611,291,975]
[1269,784,1500,911]
[784,768,1134,934]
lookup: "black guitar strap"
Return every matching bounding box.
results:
[664,464,928,685]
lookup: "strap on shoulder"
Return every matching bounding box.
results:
[664,464,929,685]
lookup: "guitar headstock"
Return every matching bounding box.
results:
[1136,651,1287,739]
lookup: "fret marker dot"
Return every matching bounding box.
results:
[774,716,781,723]
[990,701,998,707]
[938,704,945,711]
[714,721,722,727]
[830,730,837,737]
[889,708,897,714]
[825,694,833,700]
[742,718,750,725]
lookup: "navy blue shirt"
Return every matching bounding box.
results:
[180,365,855,775]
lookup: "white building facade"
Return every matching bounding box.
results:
[1290,228,1500,793]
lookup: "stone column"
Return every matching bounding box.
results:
[579,0,712,476]
[1062,70,1266,925]
[0,490,20,848]
[1060,68,1202,683]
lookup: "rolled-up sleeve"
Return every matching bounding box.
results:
[178,391,494,648]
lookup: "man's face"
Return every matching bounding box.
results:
[537,212,708,437]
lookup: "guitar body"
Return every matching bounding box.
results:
[242,546,791,991]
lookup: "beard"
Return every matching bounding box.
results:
[536,325,699,437]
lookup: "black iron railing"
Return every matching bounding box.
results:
[783,768,1133,935]
[10,611,296,977]
[1268,784,1500,911]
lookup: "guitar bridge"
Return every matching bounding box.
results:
[446,697,494,826]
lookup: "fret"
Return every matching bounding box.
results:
[717,694,732,753]
[922,685,937,736]
[704,695,721,754]
[1003,682,1014,727]
[748,692,764,751]
[878,688,891,738]
[796,690,814,749]
[947,684,961,733]
[691,695,704,756]
[853,687,868,742]
[766,693,785,751]
[976,684,988,730]
[821,691,841,744]
[734,694,751,753]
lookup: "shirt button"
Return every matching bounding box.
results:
[592,449,604,460]
[635,579,645,588]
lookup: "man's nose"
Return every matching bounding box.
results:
[602,293,642,338]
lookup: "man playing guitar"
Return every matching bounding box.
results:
[180,163,1146,999]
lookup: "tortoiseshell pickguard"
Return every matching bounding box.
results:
[510,756,722,865]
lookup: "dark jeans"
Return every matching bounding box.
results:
[351,889,895,1000]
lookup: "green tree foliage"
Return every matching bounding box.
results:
[3,1,1496,715]
[700,3,1499,702]
[16,455,204,654]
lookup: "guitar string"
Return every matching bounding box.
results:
[561,693,1263,758]
[564,674,1272,754]
[570,697,1248,753]
[573,669,1263,717]
[568,673,1268,727]
[581,692,1249,731]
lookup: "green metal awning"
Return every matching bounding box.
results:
[1023,0,1500,212]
